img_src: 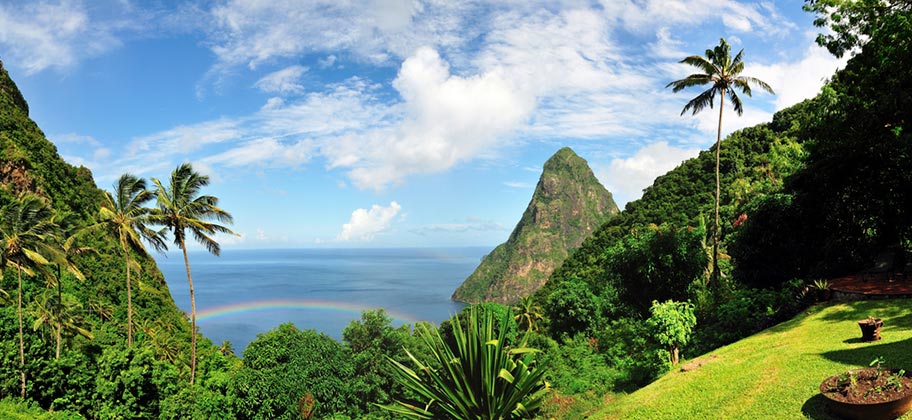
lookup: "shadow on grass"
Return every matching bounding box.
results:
[843,337,865,344]
[822,337,912,369]
[802,393,839,420]
[818,299,912,325]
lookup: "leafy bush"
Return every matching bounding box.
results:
[691,282,806,354]
[539,334,620,396]
[545,280,605,337]
[229,323,354,419]
[342,309,417,419]
[597,318,671,391]
[0,398,83,419]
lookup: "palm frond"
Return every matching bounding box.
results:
[681,88,717,116]
[740,76,775,94]
[728,88,745,115]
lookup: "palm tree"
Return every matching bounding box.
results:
[666,38,774,287]
[152,163,236,384]
[513,296,544,333]
[219,340,235,357]
[28,289,93,348]
[96,174,166,348]
[0,193,60,398]
[49,212,93,359]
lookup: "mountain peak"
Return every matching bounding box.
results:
[452,147,619,304]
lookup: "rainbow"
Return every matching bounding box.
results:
[195,299,422,324]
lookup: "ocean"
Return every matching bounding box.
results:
[154,247,485,352]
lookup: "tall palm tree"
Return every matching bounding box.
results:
[96,174,166,348]
[0,193,60,398]
[50,212,93,359]
[152,163,236,384]
[666,38,773,287]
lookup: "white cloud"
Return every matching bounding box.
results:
[650,27,688,59]
[749,40,848,110]
[601,0,795,35]
[65,1,840,195]
[202,137,314,168]
[504,181,534,189]
[206,0,470,69]
[335,46,535,190]
[254,65,308,94]
[410,217,507,236]
[596,142,701,206]
[337,201,402,241]
[0,1,121,73]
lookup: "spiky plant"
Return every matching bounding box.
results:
[383,307,549,419]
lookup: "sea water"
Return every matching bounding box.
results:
[155,247,484,352]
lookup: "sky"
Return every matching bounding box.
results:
[0,0,847,249]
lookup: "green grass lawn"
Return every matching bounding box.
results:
[593,298,912,420]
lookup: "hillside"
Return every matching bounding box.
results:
[0,59,194,409]
[594,298,912,420]
[452,147,618,304]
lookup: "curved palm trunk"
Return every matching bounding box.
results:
[180,240,197,385]
[712,89,725,289]
[18,265,25,398]
[125,246,133,348]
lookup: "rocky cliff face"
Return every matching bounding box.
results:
[452,147,618,304]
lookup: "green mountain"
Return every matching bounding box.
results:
[452,147,618,304]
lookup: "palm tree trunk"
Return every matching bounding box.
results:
[18,265,25,399]
[125,247,133,348]
[712,89,725,290]
[180,240,197,385]
[56,265,62,360]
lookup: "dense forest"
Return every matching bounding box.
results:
[0,0,909,418]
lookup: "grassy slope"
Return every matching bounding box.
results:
[595,299,912,420]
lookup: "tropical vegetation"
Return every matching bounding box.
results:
[0,0,908,418]
[666,37,774,288]
[151,163,236,385]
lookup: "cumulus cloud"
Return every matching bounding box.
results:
[254,65,308,94]
[332,47,535,190]
[749,40,848,110]
[596,142,701,206]
[338,201,402,241]
[62,1,840,195]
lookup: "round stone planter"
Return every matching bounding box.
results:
[820,368,912,420]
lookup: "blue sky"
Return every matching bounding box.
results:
[0,0,846,249]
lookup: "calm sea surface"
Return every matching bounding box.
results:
[154,248,484,352]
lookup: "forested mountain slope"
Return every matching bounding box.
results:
[453,147,618,304]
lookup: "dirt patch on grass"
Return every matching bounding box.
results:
[680,355,719,372]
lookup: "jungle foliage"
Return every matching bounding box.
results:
[0,1,909,418]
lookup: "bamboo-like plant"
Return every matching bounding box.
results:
[382,307,549,419]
